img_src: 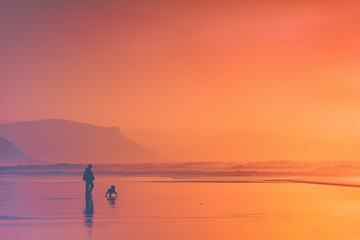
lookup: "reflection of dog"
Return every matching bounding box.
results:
[106,185,118,198]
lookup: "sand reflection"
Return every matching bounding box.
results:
[107,196,117,208]
[83,196,94,229]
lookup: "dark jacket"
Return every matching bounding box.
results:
[83,168,95,182]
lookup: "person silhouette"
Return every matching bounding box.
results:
[105,185,118,198]
[83,164,95,197]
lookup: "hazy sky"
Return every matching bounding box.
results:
[1,0,360,136]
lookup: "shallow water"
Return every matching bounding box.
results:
[1,176,360,240]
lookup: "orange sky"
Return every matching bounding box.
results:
[1,0,360,137]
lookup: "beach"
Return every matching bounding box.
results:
[1,177,360,240]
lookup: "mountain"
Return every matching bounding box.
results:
[122,127,207,160]
[123,128,360,162]
[0,119,158,163]
[122,128,281,161]
[188,129,291,161]
[0,137,42,165]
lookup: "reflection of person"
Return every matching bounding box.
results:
[106,185,118,198]
[84,196,94,229]
[107,196,116,207]
[83,164,95,197]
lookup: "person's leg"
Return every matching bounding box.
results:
[89,182,94,195]
[85,182,90,196]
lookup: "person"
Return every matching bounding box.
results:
[83,164,95,197]
[105,185,118,198]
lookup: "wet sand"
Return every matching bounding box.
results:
[1,177,360,240]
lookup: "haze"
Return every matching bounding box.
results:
[2,0,360,142]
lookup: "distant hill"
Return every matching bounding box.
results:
[0,119,158,164]
[188,129,291,161]
[122,127,207,160]
[0,137,43,165]
[123,128,360,162]
[123,128,282,161]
